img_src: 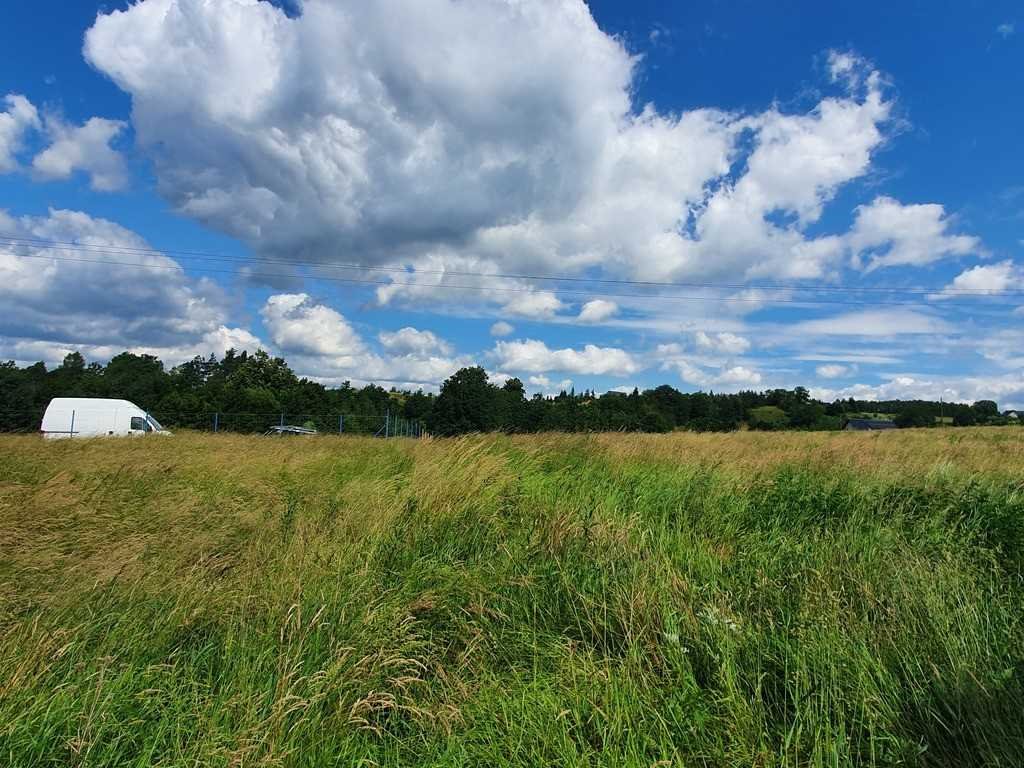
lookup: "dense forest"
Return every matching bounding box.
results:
[0,349,1016,435]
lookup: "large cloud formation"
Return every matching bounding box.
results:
[0,209,257,364]
[83,0,979,298]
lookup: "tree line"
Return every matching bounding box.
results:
[0,349,1015,435]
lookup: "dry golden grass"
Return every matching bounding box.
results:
[590,426,1024,476]
[0,428,1022,767]
[2,428,1021,597]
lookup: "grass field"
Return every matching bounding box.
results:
[1,429,1023,767]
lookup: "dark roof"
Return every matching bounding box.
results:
[845,419,897,430]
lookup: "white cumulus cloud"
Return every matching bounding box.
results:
[930,260,1024,299]
[662,357,763,390]
[503,290,565,319]
[260,293,365,358]
[812,372,1024,410]
[80,0,958,303]
[695,330,751,355]
[0,208,252,363]
[493,339,640,375]
[0,94,40,173]
[0,93,129,190]
[527,374,573,393]
[379,326,453,356]
[259,293,468,386]
[578,299,618,323]
[815,363,854,379]
[848,196,981,270]
[33,116,129,191]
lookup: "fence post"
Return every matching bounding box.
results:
[213,412,219,433]
[339,414,343,434]
[280,412,285,428]
[385,409,390,438]
[70,409,75,438]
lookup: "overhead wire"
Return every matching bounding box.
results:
[1,234,1021,300]
[5,249,1023,309]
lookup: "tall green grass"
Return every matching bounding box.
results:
[1,431,1022,766]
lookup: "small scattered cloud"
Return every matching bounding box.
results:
[816,363,855,379]
[493,339,641,376]
[930,260,1024,300]
[0,94,41,173]
[527,374,573,393]
[578,299,618,323]
[695,330,751,356]
[490,321,514,337]
[717,365,762,386]
[657,343,763,390]
[33,115,129,191]
[848,196,981,271]
[997,22,1015,39]
[261,293,365,358]
[648,22,674,51]
[827,50,861,85]
[503,291,565,319]
[0,93,128,190]
[379,326,452,356]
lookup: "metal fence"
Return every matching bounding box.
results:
[0,408,426,437]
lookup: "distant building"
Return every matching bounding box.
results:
[1005,411,1020,420]
[844,419,897,431]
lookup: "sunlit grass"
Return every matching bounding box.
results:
[1,429,1022,766]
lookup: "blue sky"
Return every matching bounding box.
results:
[0,0,1021,405]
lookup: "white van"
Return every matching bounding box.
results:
[40,398,170,439]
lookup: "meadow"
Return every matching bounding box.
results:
[1,429,1022,767]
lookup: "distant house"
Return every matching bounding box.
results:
[844,419,897,431]
[1005,411,1020,420]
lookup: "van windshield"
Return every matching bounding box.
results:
[146,415,164,431]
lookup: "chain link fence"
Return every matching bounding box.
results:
[0,409,426,437]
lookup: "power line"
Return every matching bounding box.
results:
[1,234,1020,298]
[3,249,1021,310]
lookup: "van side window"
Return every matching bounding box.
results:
[130,416,146,431]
